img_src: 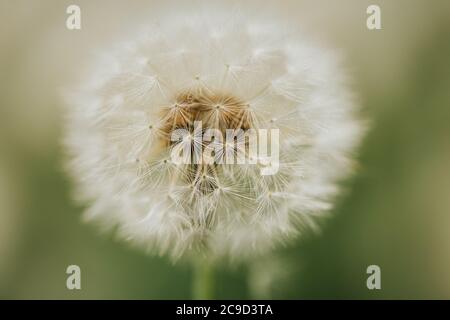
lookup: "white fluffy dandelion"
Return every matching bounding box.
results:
[64,12,364,261]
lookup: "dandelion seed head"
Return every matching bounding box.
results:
[64,11,365,261]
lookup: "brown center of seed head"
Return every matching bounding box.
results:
[157,88,253,194]
[160,88,252,137]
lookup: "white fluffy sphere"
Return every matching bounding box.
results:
[64,12,364,261]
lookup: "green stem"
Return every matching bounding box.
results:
[192,261,214,300]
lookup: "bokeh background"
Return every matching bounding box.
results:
[1,0,450,299]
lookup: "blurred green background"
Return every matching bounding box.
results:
[1,0,450,299]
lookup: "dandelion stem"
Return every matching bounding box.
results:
[192,260,215,300]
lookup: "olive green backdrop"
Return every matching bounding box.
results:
[1,0,449,299]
